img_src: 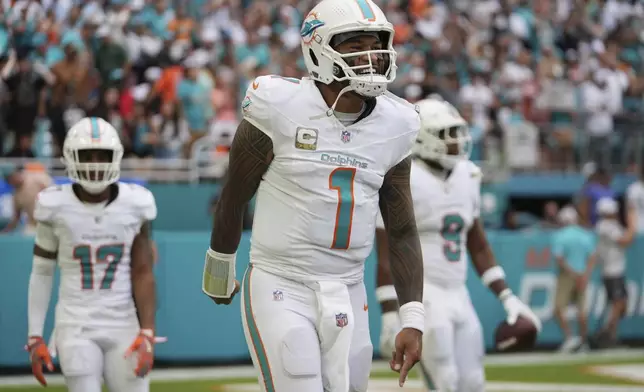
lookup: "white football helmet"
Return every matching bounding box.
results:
[301,0,397,97]
[62,117,124,194]
[413,99,472,169]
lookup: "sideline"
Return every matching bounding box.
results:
[1,349,643,387]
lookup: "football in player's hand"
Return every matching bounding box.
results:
[494,316,538,352]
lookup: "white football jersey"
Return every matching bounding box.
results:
[34,183,157,328]
[243,75,419,285]
[377,159,481,288]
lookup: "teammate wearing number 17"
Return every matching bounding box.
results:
[202,0,424,390]
[375,99,542,392]
[26,117,159,391]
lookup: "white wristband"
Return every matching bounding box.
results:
[498,288,513,301]
[202,249,236,298]
[399,301,424,333]
[375,285,397,303]
[481,265,506,287]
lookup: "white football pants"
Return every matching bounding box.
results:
[241,265,373,392]
[419,283,485,392]
[54,325,149,392]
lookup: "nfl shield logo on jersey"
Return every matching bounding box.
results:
[341,130,351,143]
[335,313,348,328]
[273,290,283,301]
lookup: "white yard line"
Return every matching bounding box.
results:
[590,364,644,383]
[221,380,644,392]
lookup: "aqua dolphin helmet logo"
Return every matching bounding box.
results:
[301,12,325,45]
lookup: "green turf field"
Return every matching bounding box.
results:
[1,355,643,391]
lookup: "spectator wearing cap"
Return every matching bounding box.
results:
[551,205,597,353]
[578,166,615,227]
[1,165,52,234]
[593,197,631,348]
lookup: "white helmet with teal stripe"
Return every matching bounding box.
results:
[300,0,397,98]
[62,117,124,194]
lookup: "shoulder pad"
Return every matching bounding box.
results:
[33,185,67,223]
[121,183,157,222]
[241,75,303,139]
[381,92,421,130]
[384,91,420,113]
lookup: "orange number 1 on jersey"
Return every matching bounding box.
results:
[329,167,356,249]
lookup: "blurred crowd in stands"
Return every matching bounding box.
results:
[0,0,643,171]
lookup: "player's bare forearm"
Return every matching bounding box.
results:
[210,120,273,253]
[131,221,156,330]
[375,228,398,313]
[378,157,423,305]
[467,219,508,296]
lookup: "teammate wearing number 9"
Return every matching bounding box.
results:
[27,117,159,391]
[375,99,542,392]
[202,0,425,390]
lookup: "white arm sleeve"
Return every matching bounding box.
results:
[29,222,58,337]
[28,255,55,337]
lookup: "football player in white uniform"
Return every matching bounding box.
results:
[375,99,542,392]
[202,0,425,390]
[26,117,159,392]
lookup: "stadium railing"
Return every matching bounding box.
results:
[483,119,644,176]
[0,137,230,183]
[1,118,642,184]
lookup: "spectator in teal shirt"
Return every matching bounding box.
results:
[176,55,213,157]
[140,0,175,40]
[30,33,63,68]
[551,206,597,353]
[235,31,270,69]
[10,8,36,49]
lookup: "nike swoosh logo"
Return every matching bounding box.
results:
[252,81,259,90]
